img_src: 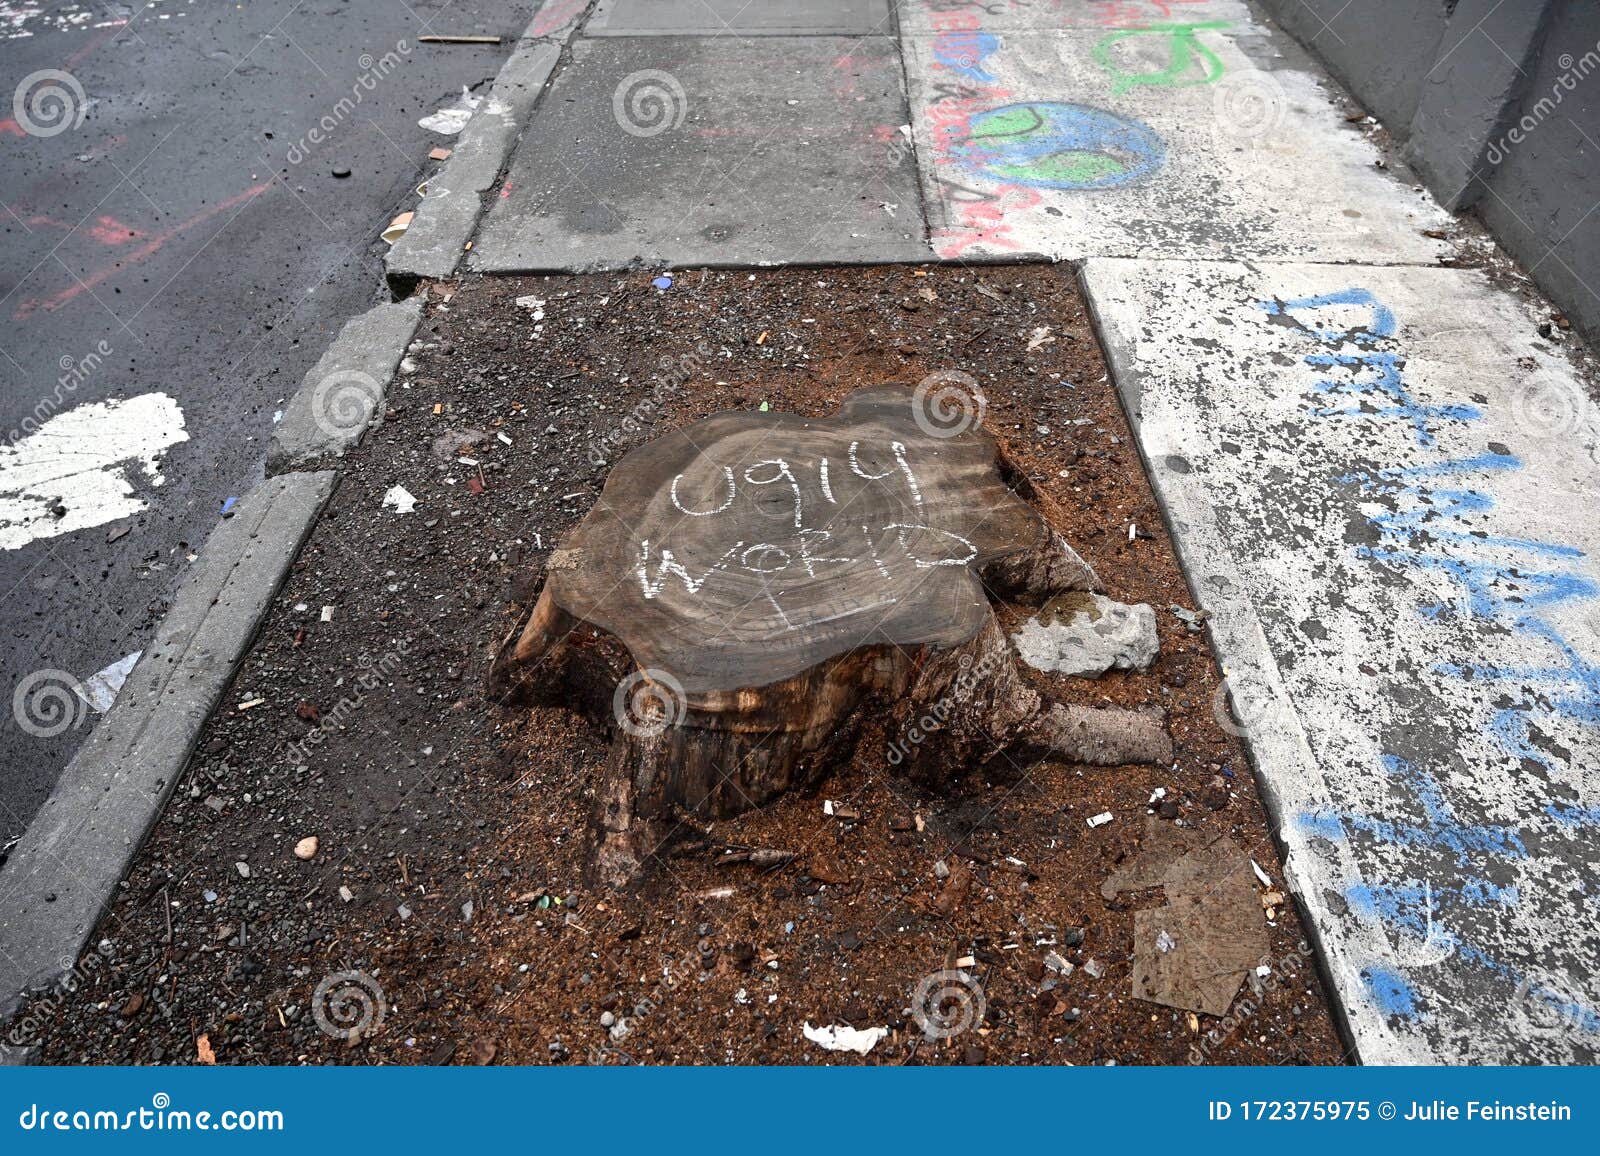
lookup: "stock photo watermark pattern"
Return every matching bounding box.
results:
[11,669,90,739]
[12,69,87,138]
[611,69,687,138]
[613,667,687,739]
[910,968,987,1041]
[311,970,387,1043]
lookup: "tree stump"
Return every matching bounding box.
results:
[491,385,1171,887]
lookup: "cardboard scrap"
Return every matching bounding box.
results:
[1104,818,1269,1016]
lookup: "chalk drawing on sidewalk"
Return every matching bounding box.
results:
[1091,21,1230,93]
[1269,286,1600,1038]
[953,102,1165,189]
[932,29,1000,85]
[918,11,1039,257]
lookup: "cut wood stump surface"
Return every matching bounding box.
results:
[490,386,1171,887]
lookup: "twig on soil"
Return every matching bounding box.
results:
[714,847,798,868]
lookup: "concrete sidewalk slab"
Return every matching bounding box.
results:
[901,20,1450,263]
[1082,257,1600,1063]
[587,0,893,36]
[0,471,338,1020]
[470,35,930,272]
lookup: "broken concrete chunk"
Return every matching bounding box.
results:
[1012,592,1158,677]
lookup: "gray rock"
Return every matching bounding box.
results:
[1012,593,1158,677]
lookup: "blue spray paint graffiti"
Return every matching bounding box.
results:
[1363,965,1419,1018]
[1267,288,1600,1033]
[954,102,1166,190]
[1299,756,1527,867]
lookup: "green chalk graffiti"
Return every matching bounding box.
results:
[1092,21,1231,94]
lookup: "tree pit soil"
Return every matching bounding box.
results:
[15,264,1348,1066]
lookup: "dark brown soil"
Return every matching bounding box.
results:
[17,265,1349,1066]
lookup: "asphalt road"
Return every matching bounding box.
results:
[0,0,528,847]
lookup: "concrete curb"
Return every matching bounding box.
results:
[266,298,425,475]
[384,35,565,293]
[0,471,338,1021]
[0,0,590,1046]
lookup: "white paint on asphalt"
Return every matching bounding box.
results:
[1082,258,1600,1064]
[899,0,1449,263]
[0,393,188,551]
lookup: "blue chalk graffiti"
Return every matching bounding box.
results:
[933,30,1000,84]
[954,102,1166,190]
[1273,288,1600,1034]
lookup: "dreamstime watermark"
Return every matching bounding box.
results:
[613,667,687,738]
[612,69,687,137]
[13,69,87,137]
[284,642,409,766]
[585,945,701,1063]
[7,340,112,444]
[587,341,713,466]
[311,970,387,1041]
[1509,372,1595,441]
[1510,972,1600,1036]
[309,369,383,439]
[910,968,987,1040]
[16,1093,284,1133]
[911,369,986,440]
[284,41,412,165]
[1210,71,1285,148]
[1187,939,1314,1063]
[1485,42,1600,167]
[886,647,1006,766]
[4,943,115,1055]
[885,123,916,169]
[1210,670,1284,739]
[11,669,89,739]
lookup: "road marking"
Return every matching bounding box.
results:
[0,392,188,550]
